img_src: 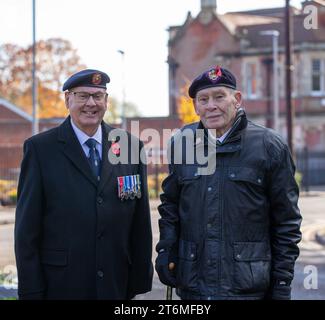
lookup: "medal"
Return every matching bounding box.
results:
[129,175,135,200]
[118,176,125,201]
[124,176,130,200]
[136,174,141,199]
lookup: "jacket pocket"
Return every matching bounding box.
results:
[40,249,68,266]
[233,242,271,293]
[179,165,202,183]
[228,167,265,187]
[176,239,198,291]
[226,167,268,223]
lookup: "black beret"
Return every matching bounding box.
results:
[188,66,236,98]
[62,69,110,91]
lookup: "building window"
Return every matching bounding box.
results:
[245,62,258,98]
[311,59,324,93]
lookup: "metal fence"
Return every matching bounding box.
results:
[0,146,21,206]
[1,148,325,206]
[296,149,325,189]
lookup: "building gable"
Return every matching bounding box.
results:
[0,98,32,122]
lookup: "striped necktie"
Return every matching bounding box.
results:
[85,138,101,181]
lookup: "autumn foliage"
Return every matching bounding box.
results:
[177,83,200,125]
[0,38,86,118]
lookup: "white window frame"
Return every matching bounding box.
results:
[244,61,259,99]
[311,58,325,96]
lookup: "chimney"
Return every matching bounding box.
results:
[201,0,217,12]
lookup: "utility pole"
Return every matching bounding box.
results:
[260,30,280,132]
[118,50,126,130]
[32,0,39,135]
[285,0,294,154]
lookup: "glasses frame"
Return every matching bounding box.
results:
[68,91,108,103]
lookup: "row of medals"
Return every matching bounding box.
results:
[118,174,142,200]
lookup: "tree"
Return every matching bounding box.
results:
[0,38,86,118]
[178,84,200,125]
[104,97,141,124]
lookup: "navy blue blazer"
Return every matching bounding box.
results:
[15,117,153,299]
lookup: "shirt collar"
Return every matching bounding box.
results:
[70,118,102,146]
[208,127,232,144]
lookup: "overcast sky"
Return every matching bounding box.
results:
[1,0,302,117]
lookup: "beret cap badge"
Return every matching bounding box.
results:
[188,65,237,98]
[92,73,102,85]
[208,66,222,83]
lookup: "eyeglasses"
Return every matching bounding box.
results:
[69,91,107,103]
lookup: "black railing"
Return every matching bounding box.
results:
[296,148,325,189]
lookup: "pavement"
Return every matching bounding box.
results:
[0,207,15,225]
[1,188,325,300]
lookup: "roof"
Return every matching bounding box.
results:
[227,6,301,18]
[237,13,325,49]
[0,98,32,122]
[301,0,325,7]
[0,98,66,123]
[219,13,281,35]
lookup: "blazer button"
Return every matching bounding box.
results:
[97,197,103,205]
[97,270,104,278]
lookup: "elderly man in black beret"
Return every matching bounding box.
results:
[155,65,302,300]
[15,69,153,300]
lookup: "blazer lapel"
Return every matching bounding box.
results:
[58,117,98,187]
[98,123,114,193]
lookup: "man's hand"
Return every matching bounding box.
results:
[155,250,177,287]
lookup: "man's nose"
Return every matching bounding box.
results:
[86,95,97,106]
[206,99,217,110]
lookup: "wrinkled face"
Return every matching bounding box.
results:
[194,86,242,137]
[65,86,108,136]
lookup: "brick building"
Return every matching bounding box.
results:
[167,0,325,152]
[1,0,325,190]
[0,98,64,181]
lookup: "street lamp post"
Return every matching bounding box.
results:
[260,30,280,133]
[117,50,126,130]
[32,0,39,135]
[285,0,294,155]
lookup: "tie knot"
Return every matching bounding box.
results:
[85,138,97,149]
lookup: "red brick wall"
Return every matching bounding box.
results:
[0,105,27,120]
[170,15,240,99]
[0,103,64,177]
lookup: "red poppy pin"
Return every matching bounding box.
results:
[111,142,120,155]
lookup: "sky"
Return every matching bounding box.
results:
[1,0,302,117]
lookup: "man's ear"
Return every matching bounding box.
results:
[234,91,242,109]
[64,92,70,109]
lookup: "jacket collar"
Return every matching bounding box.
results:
[194,108,247,147]
[58,116,114,191]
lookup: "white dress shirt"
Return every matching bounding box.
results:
[70,119,102,160]
[208,127,232,144]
